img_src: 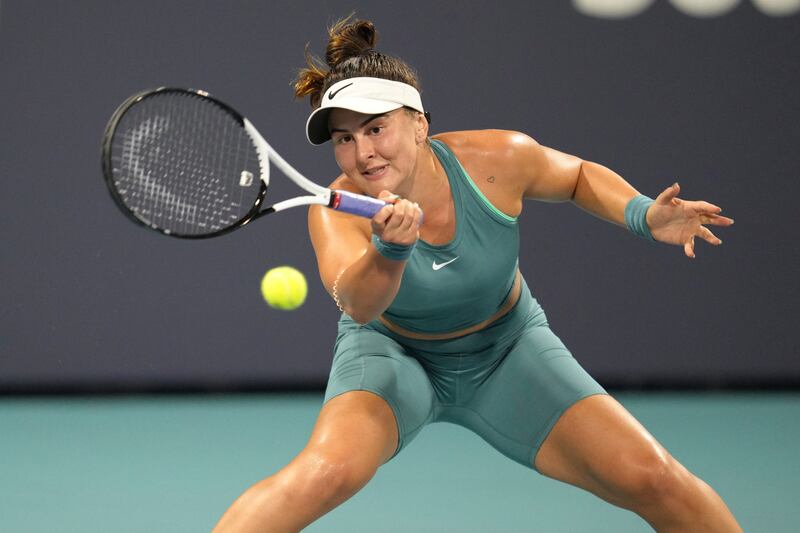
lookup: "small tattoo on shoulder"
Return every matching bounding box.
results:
[487,176,496,183]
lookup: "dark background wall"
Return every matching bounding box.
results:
[1,1,798,392]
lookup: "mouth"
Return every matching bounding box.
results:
[362,164,389,180]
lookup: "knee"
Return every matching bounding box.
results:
[286,448,379,505]
[614,449,693,510]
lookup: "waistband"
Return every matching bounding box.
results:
[338,275,546,356]
[378,270,522,340]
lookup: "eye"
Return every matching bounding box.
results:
[369,126,383,135]
[335,134,353,144]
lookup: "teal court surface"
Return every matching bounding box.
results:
[2,391,797,532]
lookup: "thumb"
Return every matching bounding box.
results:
[656,182,680,205]
[377,190,400,204]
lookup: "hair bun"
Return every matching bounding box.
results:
[293,16,420,110]
[325,18,378,68]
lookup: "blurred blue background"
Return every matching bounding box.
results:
[1,1,798,389]
[2,2,799,532]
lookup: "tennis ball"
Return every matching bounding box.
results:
[260,266,307,310]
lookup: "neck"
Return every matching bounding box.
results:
[400,142,449,217]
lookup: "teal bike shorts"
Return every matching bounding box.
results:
[323,277,607,470]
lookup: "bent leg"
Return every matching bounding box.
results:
[535,394,742,532]
[214,325,435,533]
[212,390,398,533]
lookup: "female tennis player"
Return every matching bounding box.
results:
[213,17,740,532]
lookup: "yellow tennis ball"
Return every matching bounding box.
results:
[260,266,307,310]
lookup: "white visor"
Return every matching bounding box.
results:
[305,77,425,145]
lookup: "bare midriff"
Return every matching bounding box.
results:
[378,270,521,340]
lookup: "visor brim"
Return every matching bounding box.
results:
[305,98,404,145]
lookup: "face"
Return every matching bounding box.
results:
[328,107,427,196]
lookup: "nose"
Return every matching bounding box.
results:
[355,137,375,166]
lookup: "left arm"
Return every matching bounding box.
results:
[513,134,734,257]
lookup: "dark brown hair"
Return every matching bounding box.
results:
[294,16,422,109]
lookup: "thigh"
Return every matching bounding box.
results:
[306,390,401,468]
[464,323,607,468]
[325,323,436,461]
[534,394,672,507]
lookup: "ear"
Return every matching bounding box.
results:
[414,112,429,144]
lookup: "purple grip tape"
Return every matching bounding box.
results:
[331,190,424,223]
[332,190,387,218]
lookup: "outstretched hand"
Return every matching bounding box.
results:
[646,183,735,258]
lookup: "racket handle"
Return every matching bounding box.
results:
[330,190,386,218]
[330,190,425,223]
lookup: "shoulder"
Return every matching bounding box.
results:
[433,130,544,165]
[431,130,548,214]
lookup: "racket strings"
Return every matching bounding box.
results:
[109,92,262,235]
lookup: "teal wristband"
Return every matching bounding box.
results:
[371,234,415,261]
[624,194,656,242]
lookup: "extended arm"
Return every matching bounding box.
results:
[514,134,734,257]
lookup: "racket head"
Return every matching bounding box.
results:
[101,87,269,238]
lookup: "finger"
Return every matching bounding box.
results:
[656,182,680,204]
[699,213,735,226]
[386,200,416,234]
[413,202,423,227]
[684,236,696,259]
[372,204,394,227]
[390,199,410,222]
[399,202,420,231]
[406,203,422,230]
[698,226,722,245]
[697,201,723,214]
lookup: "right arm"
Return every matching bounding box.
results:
[308,187,422,324]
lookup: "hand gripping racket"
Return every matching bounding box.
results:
[101,87,390,238]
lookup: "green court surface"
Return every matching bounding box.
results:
[1,392,797,532]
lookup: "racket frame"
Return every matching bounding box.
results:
[102,87,386,239]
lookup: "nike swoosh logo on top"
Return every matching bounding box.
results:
[328,83,354,99]
[432,257,459,271]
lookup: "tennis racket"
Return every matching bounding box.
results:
[101,87,390,238]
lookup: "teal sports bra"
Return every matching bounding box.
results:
[376,139,520,334]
